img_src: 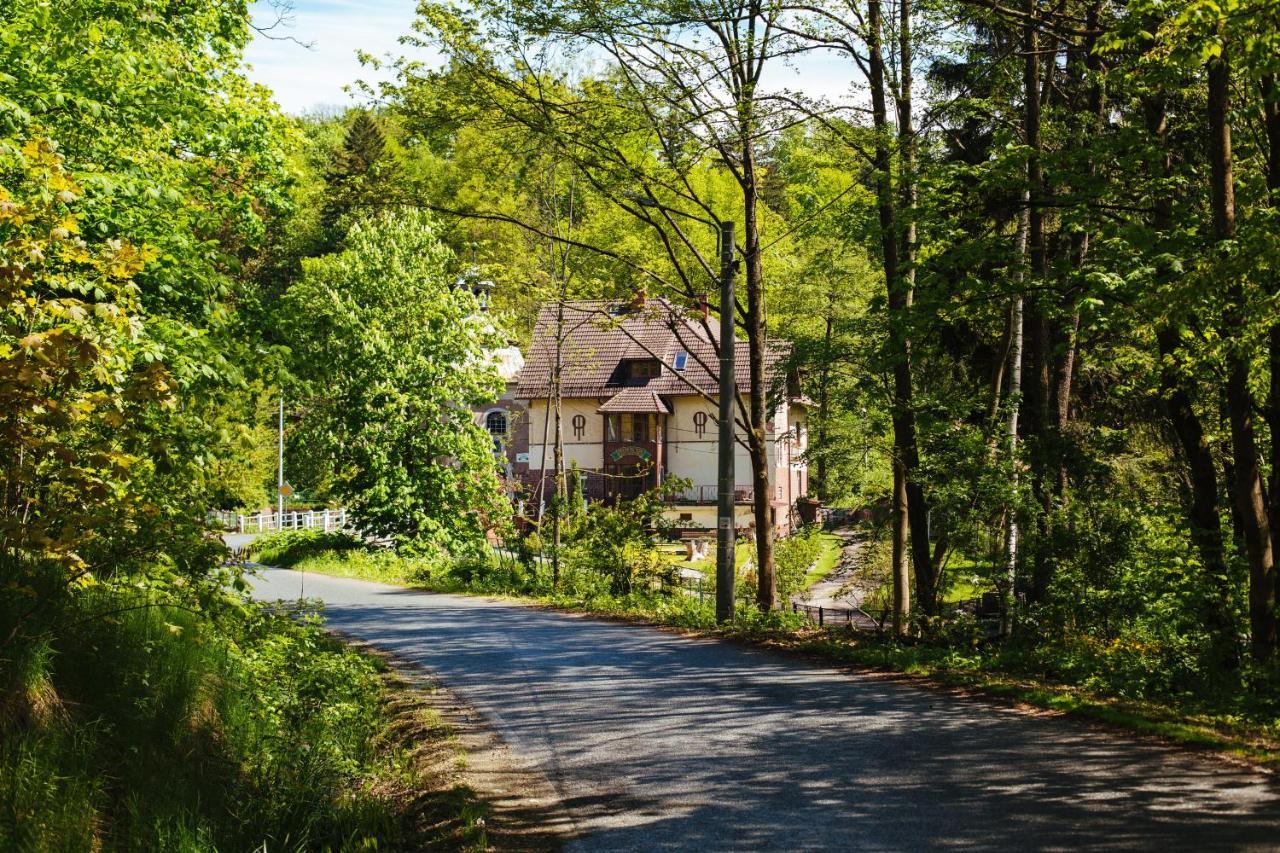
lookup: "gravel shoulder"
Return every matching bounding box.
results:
[252,567,1280,852]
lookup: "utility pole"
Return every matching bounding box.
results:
[716,221,737,623]
[277,395,285,520]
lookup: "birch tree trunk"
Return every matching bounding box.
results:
[1001,198,1029,638]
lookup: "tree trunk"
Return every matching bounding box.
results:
[1022,0,1055,603]
[869,0,911,634]
[815,287,835,503]
[897,0,936,617]
[551,297,567,587]
[1002,198,1030,637]
[1141,91,1233,659]
[742,138,776,610]
[1209,48,1276,660]
[1262,73,1280,605]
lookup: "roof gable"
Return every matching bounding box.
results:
[515,298,788,399]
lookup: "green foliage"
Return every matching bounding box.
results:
[0,584,408,851]
[277,209,506,550]
[0,0,295,628]
[251,528,366,568]
[320,111,400,249]
[774,527,827,599]
[559,482,682,595]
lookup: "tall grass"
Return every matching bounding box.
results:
[0,575,413,851]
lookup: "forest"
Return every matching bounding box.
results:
[3,0,1280,847]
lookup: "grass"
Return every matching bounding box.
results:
[250,530,1280,767]
[0,567,489,851]
[801,532,844,588]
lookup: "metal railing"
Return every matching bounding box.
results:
[666,484,755,505]
[790,601,888,633]
[229,508,349,535]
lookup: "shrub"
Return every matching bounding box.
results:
[250,529,364,567]
[559,486,678,595]
[775,527,825,599]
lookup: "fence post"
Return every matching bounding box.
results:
[819,606,824,627]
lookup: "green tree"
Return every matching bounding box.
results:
[277,209,506,551]
[320,111,400,249]
[0,0,294,625]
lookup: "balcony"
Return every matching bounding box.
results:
[519,473,753,506]
[665,485,755,505]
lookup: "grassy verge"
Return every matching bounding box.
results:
[801,532,844,588]
[0,576,488,851]
[250,530,1280,767]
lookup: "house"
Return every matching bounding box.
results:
[511,293,809,536]
[477,344,530,492]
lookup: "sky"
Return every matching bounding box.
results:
[244,0,860,116]
[245,0,428,115]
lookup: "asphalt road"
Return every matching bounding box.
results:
[251,568,1280,851]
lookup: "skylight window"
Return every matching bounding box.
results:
[673,352,689,371]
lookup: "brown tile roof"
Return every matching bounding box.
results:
[515,298,788,399]
[597,388,672,414]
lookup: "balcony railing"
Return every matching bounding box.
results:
[665,485,754,505]
[518,472,756,507]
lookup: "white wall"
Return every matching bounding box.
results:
[524,394,809,505]
[526,398,606,470]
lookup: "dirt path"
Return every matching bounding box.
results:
[793,529,870,610]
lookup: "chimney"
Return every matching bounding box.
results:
[629,288,648,311]
[695,293,709,321]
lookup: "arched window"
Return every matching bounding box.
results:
[693,411,708,437]
[572,413,586,439]
[485,410,508,439]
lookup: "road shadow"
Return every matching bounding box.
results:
[255,572,1280,851]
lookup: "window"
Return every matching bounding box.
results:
[606,413,650,443]
[485,410,508,438]
[572,413,586,439]
[693,410,708,437]
[628,359,661,380]
[673,351,689,371]
[630,414,650,443]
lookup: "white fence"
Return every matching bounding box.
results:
[214,508,349,535]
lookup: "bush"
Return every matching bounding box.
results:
[775,528,825,599]
[559,486,677,595]
[0,579,407,851]
[249,529,365,567]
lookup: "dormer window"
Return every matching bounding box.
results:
[628,359,661,380]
